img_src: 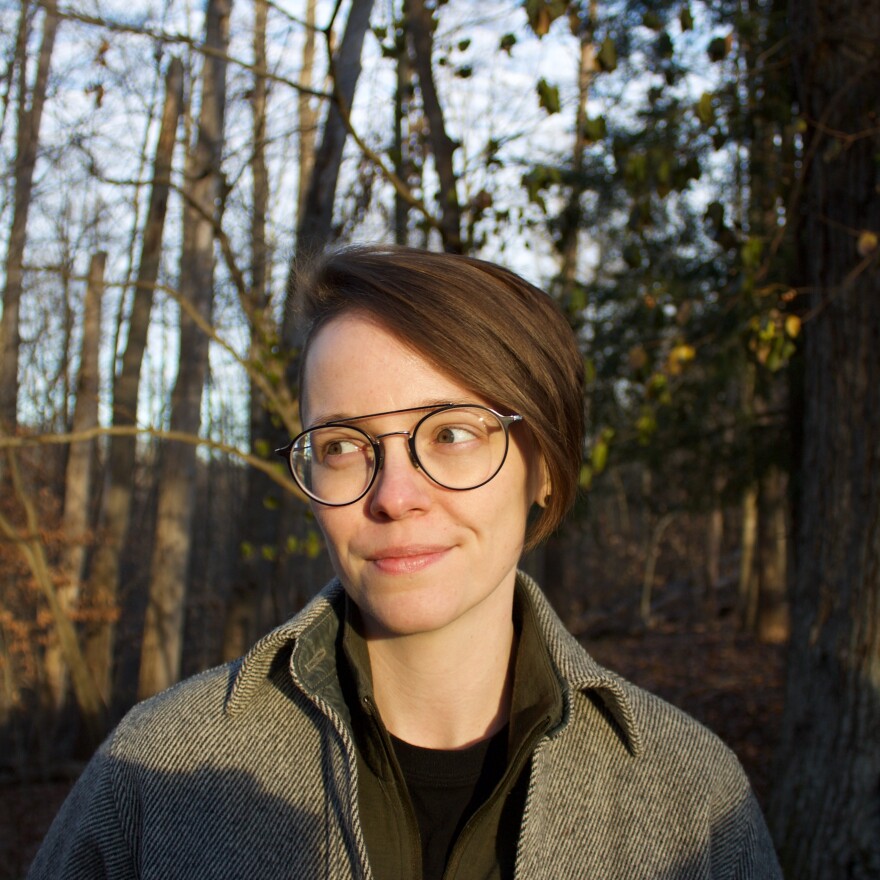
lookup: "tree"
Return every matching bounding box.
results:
[45,251,106,710]
[406,0,463,252]
[138,0,233,700]
[222,0,375,660]
[0,0,59,427]
[769,1,880,876]
[82,56,184,703]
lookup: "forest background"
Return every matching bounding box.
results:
[0,0,877,877]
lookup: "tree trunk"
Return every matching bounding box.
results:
[287,0,374,270]
[737,482,759,629]
[741,0,792,641]
[405,0,462,252]
[256,0,374,632]
[558,2,597,291]
[0,0,59,427]
[297,0,318,224]
[705,498,723,594]
[222,0,278,662]
[393,7,415,245]
[82,57,184,704]
[769,2,880,876]
[139,0,231,700]
[44,252,105,710]
[756,465,788,643]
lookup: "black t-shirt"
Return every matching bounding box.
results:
[391,726,509,880]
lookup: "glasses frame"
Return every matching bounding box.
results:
[276,403,524,507]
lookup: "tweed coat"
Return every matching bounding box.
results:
[28,574,782,879]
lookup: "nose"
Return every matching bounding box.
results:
[368,433,430,519]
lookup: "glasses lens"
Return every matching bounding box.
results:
[290,425,375,504]
[414,406,509,490]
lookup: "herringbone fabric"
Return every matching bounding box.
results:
[28,574,782,879]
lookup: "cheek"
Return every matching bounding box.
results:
[310,506,346,558]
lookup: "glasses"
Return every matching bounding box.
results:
[276,403,523,506]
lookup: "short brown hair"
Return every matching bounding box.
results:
[293,245,584,548]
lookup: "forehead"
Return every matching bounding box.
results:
[301,313,482,425]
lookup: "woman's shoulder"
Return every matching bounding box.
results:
[106,584,347,770]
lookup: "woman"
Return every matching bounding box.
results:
[29,246,781,879]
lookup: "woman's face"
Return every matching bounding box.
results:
[301,312,548,638]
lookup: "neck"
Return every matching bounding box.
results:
[363,586,517,750]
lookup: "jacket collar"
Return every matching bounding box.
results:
[225,572,643,758]
[517,571,643,757]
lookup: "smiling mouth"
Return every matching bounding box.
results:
[367,546,450,574]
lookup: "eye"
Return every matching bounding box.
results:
[312,430,371,466]
[434,425,479,445]
[323,438,362,457]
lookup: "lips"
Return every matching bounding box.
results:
[365,545,451,574]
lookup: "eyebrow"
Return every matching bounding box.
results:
[307,399,466,428]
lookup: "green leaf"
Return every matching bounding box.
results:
[578,463,594,490]
[707,35,729,62]
[623,243,643,268]
[704,202,724,232]
[536,78,561,114]
[680,5,694,31]
[624,152,648,186]
[590,427,614,475]
[597,36,617,72]
[499,33,517,55]
[583,357,596,385]
[636,409,658,445]
[656,31,674,59]
[582,115,607,142]
[522,165,562,213]
[591,438,609,475]
[524,0,568,37]
[740,236,763,270]
[695,92,715,126]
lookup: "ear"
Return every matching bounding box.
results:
[532,455,552,508]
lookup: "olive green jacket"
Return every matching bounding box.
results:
[28,574,782,879]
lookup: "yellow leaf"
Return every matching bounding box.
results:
[578,464,594,491]
[671,343,696,363]
[591,438,609,475]
[857,230,878,257]
[667,343,696,375]
[785,315,801,338]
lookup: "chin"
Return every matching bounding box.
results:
[357,589,466,639]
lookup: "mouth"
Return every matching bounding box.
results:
[365,545,451,574]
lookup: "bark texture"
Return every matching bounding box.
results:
[139,0,232,700]
[223,0,277,661]
[83,56,184,703]
[45,252,105,710]
[0,0,59,426]
[770,2,880,876]
[406,0,462,252]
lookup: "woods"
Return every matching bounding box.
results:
[0,0,878,877]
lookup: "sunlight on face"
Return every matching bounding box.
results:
[302,313,548,639]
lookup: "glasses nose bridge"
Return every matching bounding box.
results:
[372,429,420,470]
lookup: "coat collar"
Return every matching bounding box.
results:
[516,571,643,757]
[224,571,643,758]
